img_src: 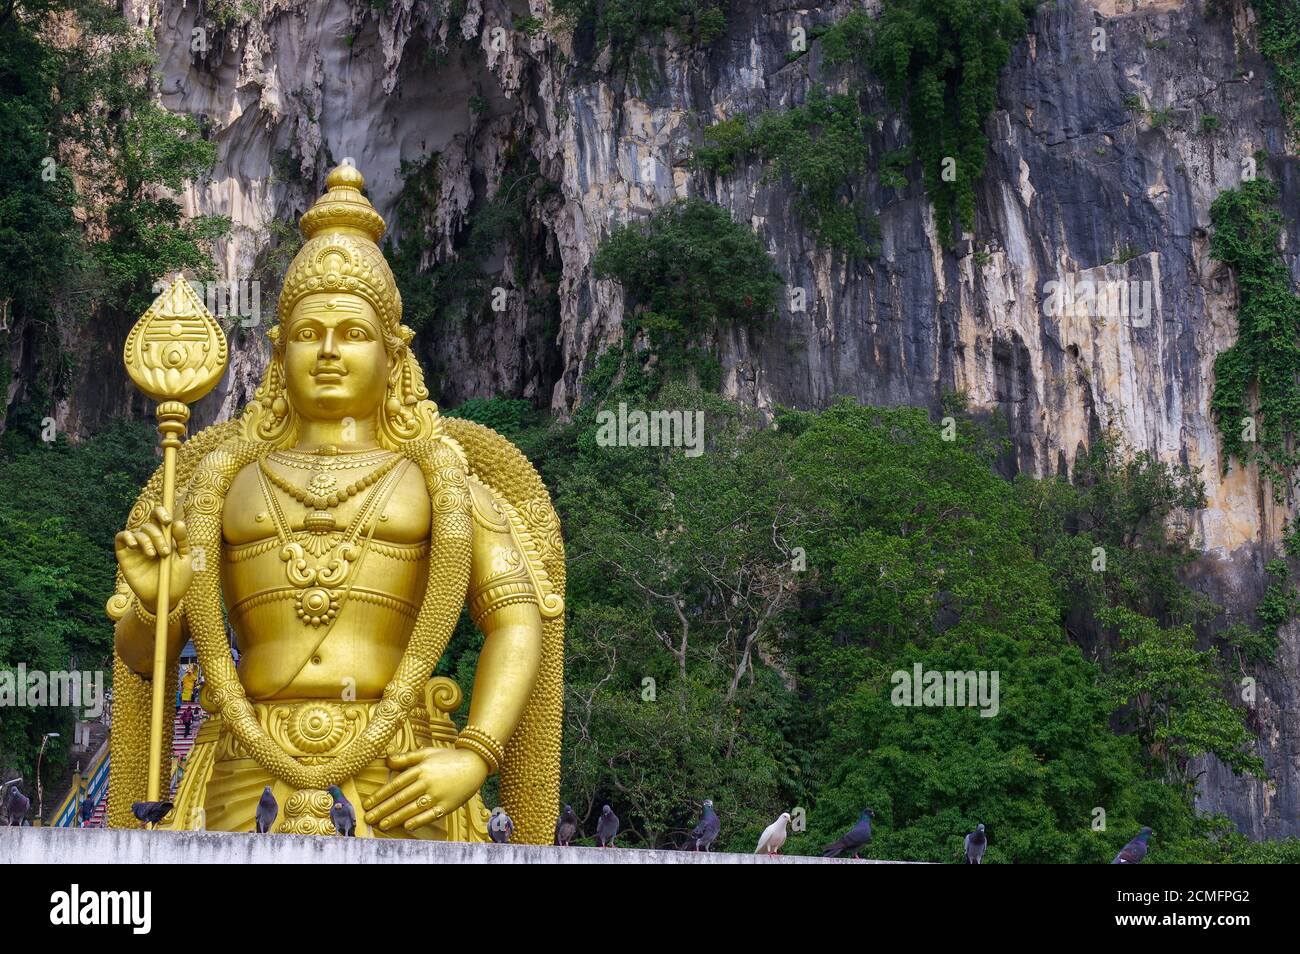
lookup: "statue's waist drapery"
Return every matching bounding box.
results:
[169,681,490,840]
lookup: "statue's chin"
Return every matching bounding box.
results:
[294,389,374,420]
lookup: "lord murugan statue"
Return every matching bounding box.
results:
[105,164,564,842]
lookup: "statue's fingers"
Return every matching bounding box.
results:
[172,520,191,556]
[380,797,435,832]
[363,770,422,821]
[363,779,401,812]
[139,522,170,557]
[384,748,435,770]
[402,804,445,832]
[115,531,139,555]
[153,505,172,527]
[136,528,159,558]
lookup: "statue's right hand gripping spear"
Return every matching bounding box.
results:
[122,277,228,806]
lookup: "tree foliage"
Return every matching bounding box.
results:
[1209,178,1300,499]
[868,0,1036,245]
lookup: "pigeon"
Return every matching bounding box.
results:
[554,804,578,846]
[964,823,987,864]
[691,798,721,852]
[255,786,278,834]
[823,808,874,858]
[131,801,174,825]
[328,785,356,837]
[595,804,619,847]
[1111,827,1154,864]
[489,807,514,844]
[755,812,791,855]
[2,784,29,826]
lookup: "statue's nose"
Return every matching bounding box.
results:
[320,327,341,358]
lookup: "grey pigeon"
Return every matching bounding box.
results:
[1111,827,1153,864]
[328,785,355,837]
[2,784,30,826]
[691,798,721,852]
[255,786,278,834]
[595,804,619,847]
[489,807,514,843]
[822,808,874,858]
[964,823,987,864]
[131,800,174,825]
[554,804,578,846]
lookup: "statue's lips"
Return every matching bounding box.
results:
[311,367,347,384]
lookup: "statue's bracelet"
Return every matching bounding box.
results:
[454,725,506,774]
[132,596,184,628]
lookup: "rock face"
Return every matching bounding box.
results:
[43,0,1300,836]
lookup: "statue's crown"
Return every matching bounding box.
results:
[298,163,387,243]
[276,163,403,337]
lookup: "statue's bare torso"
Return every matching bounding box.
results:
[222,451,431,700]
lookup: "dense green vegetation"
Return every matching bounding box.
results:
[0,0,226,422]
[0,419,156,790]
[695,2,1035,251]
[694,87,877,254]
[446,371,1287,861]
[551,0,727,63]
[1209,179,1300,498]
[591,198,781,369]
[868,0,1036,246]
[1250,0,1300,136]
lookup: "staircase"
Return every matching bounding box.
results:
[63,700,208,828]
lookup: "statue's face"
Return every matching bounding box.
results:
[283,292,392,423]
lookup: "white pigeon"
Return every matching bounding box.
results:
[755,812,791,855]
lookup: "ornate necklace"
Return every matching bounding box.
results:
[269,447,394,471]
[259,454,400,533]
[255,457,411,627]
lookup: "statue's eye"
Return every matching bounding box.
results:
[297,328,317,341]
[346,328,368,341]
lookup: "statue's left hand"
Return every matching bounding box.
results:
[362,747,489,833]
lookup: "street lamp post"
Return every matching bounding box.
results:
[36,732,60,825]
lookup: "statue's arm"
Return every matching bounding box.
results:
[114,607,187,679]
[464,602,543,754]
[461,478,544,759]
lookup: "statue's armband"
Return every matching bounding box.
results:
[466,479,556,629]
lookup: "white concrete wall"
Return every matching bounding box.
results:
[0,826,911,864]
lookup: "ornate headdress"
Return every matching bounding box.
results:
[241,163,440,448]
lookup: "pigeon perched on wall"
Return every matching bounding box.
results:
[1111,827,1154,864]
[130,801,174,825]
[822,809,874,858]
[691,799,721,852]
[328,785,355,837]
[965,823,987,864]
[2,783,30,826]
[489,807,514,843]
[255,786,278,834]
[755,812,791,855]
[554,804,578,846]
[595,804,620,847]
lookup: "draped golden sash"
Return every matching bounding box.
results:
[166,676,491,841]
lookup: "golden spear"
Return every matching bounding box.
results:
[123,277,228,805]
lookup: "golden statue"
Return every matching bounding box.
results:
[106,164,565,843]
